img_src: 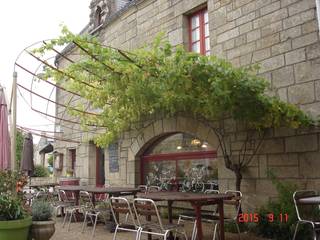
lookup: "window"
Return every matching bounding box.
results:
[94,6,102,28]
[141,133,217,186]
[316,0,320,33]
[189,9,210,56]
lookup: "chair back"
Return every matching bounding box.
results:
[79,191,94,209]
[138,185,148,193]
[224,190,242,220]
[34,190,49,201]
[58,189,72,202]
[293,190,320,221]
[110,197,137,227]
[148,186,161,192]
[133,198,164,231]
[205,189,220,194]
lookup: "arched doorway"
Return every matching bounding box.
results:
[141,133,218,190]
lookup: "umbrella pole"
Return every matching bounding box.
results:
[10,71,17,170]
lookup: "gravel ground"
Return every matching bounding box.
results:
[51,217,267,240]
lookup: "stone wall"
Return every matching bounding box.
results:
[54,0,320,210]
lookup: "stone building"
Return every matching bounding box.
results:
[54,0,320,210]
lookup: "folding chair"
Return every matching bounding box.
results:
[51,189,76,218]
[293,190,320,240]
[133,198,187,240]
[177,190,220,240]
[109,197,140,240]
[210,190,242,240]
[80,191,107,240]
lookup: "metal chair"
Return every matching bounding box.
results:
[177,190,220,240]
[133,198,188,240]
[51,189,75,218]
[293,190,320,240]
[109,197,140,240]
[138,185,148,193]
[80,191,105,240]
[210,190,242,240]
[147,186,161,192]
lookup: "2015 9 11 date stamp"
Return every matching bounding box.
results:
[238,213,289,223]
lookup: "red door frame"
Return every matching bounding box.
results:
[95,146,105,187]
[69,149,76,171]
[140,150,217,184]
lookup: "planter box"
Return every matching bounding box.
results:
[0,216,32,240]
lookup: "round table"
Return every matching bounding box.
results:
[137,191,233,240]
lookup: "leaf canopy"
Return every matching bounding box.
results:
[34,27,314,146]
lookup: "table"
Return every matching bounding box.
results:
[56,185,140,205]
[56,185,140,229]
[298,196,320,204]
[30,182,58,188]
[136,191,233,240]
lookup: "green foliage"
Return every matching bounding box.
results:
[31,200,53,221]
[33,27,314,146]
[16,130,24,169]
[253,171,313,239]
[0,170,28,221]
[224,222,249,233]
[33,165,49,177]
[0,170,28,195]
[0,194,24,220]
[47,154,53,166]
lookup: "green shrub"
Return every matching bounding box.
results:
[253,171,313,239]
[0,194,24,220]
[32,200,53,221]
[47,155,53,167]
[33,165,49,177]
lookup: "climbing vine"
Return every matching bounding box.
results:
[34,27,314,190]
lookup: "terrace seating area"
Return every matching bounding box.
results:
[23,183,249,240]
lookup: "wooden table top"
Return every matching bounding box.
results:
[56,185,140,194]
[136,191,233,202]
[29,182,58,188]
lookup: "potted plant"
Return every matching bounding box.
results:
[31,200,55,240]
[0,170,32,240]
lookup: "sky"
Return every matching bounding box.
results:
[0,0,91,143]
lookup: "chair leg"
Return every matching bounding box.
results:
[212,223,218,240]
[235,222,241,240]
[81,212,88,233]
[62,211,68,228]
[67,210,75,231]
[91,214,99,240]
[183,230,188,240]
[174,217,182,240]
[292,221,300,240]
[191,220,197,240]
[135,228,141,240]
[313,225,317,240]
[112,225,119,240]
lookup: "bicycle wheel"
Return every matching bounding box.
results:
[193,182,205,192]
[181,179,192,192]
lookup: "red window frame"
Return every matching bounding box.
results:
[188,8,210,55]
[140,150,217,184]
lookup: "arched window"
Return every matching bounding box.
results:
[94,6,102,28]
[141,133,218,188]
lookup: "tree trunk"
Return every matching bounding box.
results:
[235,170,242,192]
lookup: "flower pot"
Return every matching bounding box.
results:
[31,220,55,240]
[0,216,32,240]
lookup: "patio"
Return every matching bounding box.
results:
[51,216,265,240]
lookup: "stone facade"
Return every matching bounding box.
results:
[54,0,320,211]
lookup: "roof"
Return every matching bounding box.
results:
[55,0,139,65]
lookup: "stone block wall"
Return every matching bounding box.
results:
[54,0,320,210]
